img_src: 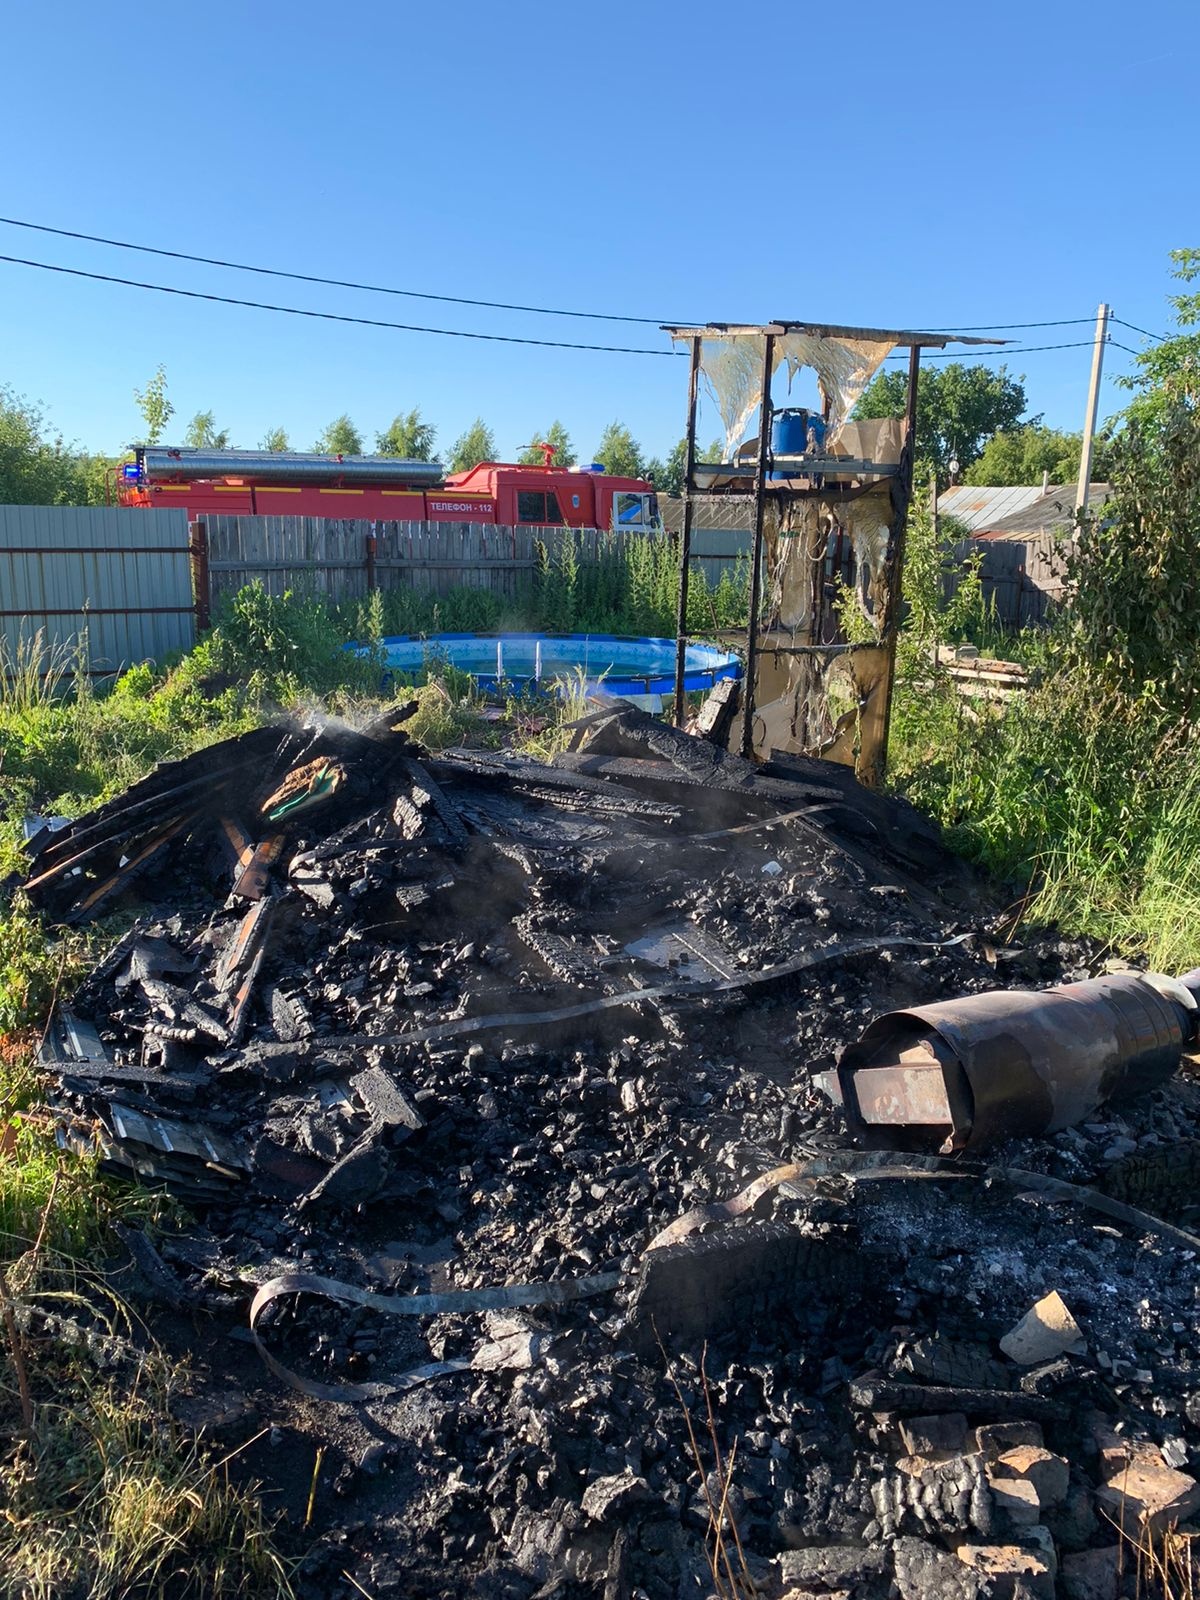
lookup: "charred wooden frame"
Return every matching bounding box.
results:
[662,321,1003,786]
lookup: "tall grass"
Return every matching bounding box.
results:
[1033,750,1200,974]
[0,638,294,1595]
[885,467,1200,972]
[889,651,1200,971]
[533,530,748,637]
[1,1362,293,1599]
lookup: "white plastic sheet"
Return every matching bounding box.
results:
[672,330,895,459]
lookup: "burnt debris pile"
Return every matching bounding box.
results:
[17,706,1200,1598]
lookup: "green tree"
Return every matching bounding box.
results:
[593,420,644,479]
[313,415,364,455]
[376,408,437,460]
[133,363,173,445]
[1121,249,1200,426]
[183,410,231,449]
[517,420,576,468]
[644,436,722,494]
[260,426,290,452]
[966,426,1081,487]
[1061,401,1200,716]
[855,363,1027,482]
[448,417,497,473]
[1060,257,1200,715]
[0,388,84,504]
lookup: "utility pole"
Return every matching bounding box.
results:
[1075,302,1110,515]
[930,470,939,543]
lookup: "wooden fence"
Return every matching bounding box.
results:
[199,517,631,610]
[951,533,1068,627]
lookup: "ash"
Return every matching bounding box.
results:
[22,705,1200,1598]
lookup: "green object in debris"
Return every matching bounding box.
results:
[267,764,340,822]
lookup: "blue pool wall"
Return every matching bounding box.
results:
[347,632,743,698]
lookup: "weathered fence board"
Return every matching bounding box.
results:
[201,517,642,606]
[0,505,194,671]
[951,533,1067,627]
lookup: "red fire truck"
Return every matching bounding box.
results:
[119,446,660,533]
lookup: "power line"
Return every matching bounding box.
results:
[1109,340,1149,358]
[935,317,1095,331]
[0,216,1138,343]
[0,237,1137,372]
[0,254,681,357]
[1112,315,1169,343]
[885,340,1098,361]
[0,214,679,328]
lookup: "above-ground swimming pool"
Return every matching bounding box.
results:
[350,632,742,697]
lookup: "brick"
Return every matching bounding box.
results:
[1061,1546,1120,1600]
[893,1537,982,1600]
[973,1421,1044,1459]
[955,1541,1055,1599]
[994,1445,1070,1509]
[631,1220,859,1349]
[999,1291,1086,1365]
[900,1411,968,1458]
[986,1472,1042,1527]
[1044,1483,1098,1553]
[1095,1451,1200,1534]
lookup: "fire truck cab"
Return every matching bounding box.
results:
[446,461,658,534]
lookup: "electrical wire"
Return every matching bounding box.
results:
[0,224,1149,372]
[1109,340,1149,358]
[1112,315,1169,343]
[885,340,1098,361]
[933,317,1095,331]
[0,214,681,328]
[0,254,682,356]
[0,216,1151,345]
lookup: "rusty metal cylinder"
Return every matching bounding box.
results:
[836,972,1196,1154]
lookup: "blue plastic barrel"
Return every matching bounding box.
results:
[771,408,826,477]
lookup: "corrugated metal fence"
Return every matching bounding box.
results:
[660,498,750,586]
[0,505,195,671]
[0,509,678,674]
[201,517,626,606]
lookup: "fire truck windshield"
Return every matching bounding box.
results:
[615,492,656,530]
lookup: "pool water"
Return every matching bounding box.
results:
[349,632,742,697]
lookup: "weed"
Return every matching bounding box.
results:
[0,1372,293,1599]
[403,679,492,750]
[657,1335,754,1599]
[512,667,597,761]
[0,1147,290,1598]
[1130,1522,1197,1597]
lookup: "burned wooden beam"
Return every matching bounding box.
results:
[232,833,285,899]
[848,1373,1069,1423]
[60,814,197,925]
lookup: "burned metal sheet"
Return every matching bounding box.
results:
[92,1102,249,1200]
[624,924,737,985]
[837,971,1197,1153]
[39,1006,111,1072]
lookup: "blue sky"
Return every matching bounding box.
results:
[2,0,1195,463]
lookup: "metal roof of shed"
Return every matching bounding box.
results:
[937,486,1043,531]
[976,483,1111,539]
